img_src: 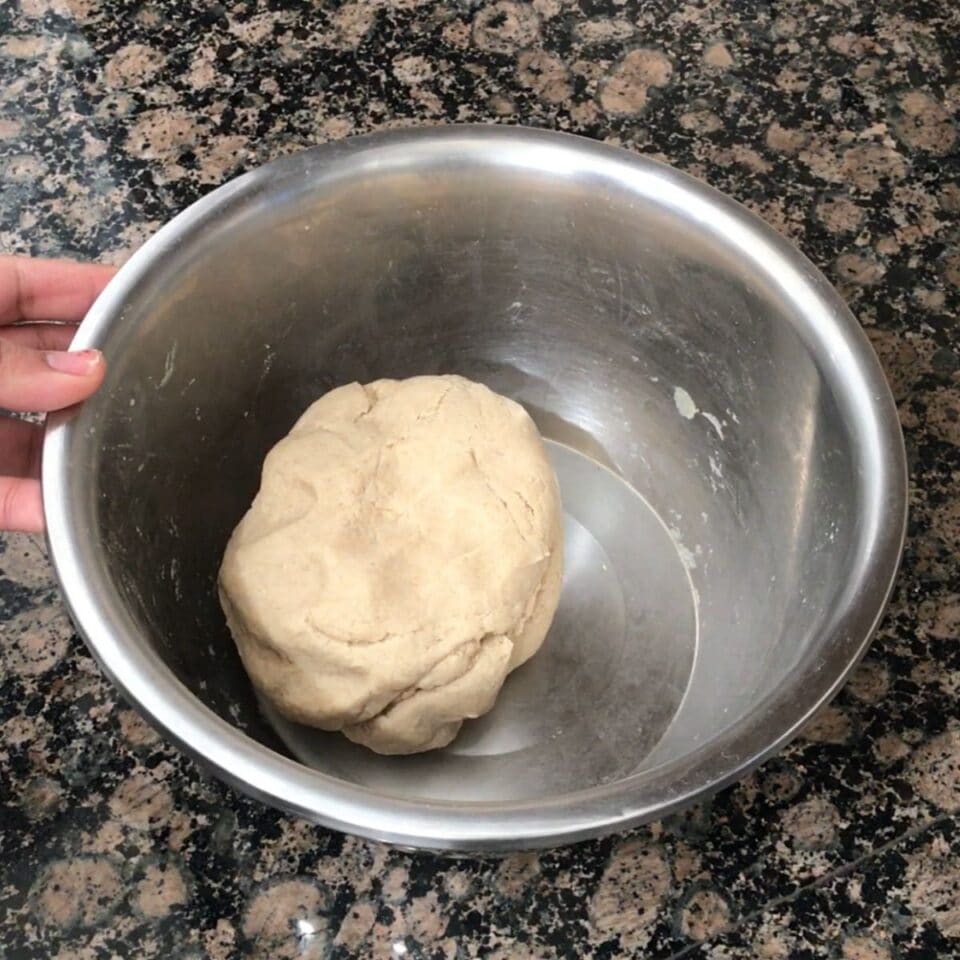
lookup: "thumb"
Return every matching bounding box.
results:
[0,339,104,412]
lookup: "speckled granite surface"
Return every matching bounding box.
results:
[0,0,958,957]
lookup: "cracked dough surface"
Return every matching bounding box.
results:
[218,374,563,754]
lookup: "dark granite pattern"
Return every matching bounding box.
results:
[1,0,958,956]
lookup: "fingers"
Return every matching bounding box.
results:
[0,256,116,325]
[0,323,77,352]
[0,258,114,533]
[0,476,44,533]
[0,416,42,478]
[0,338,105,412]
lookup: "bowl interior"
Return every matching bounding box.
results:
[53,131,901,813]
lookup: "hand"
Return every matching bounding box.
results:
[1,257,114,533]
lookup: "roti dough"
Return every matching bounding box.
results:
[218,374,563,754]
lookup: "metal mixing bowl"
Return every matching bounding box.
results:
[43,126,906,852]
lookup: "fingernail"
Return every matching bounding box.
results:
[44,349,102,376]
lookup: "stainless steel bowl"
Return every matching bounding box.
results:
[43,126,906,852]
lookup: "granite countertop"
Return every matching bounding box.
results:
[1,0,958,957]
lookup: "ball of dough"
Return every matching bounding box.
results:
[219,374,563,754]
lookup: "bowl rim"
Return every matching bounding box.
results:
[43,123,908,851]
